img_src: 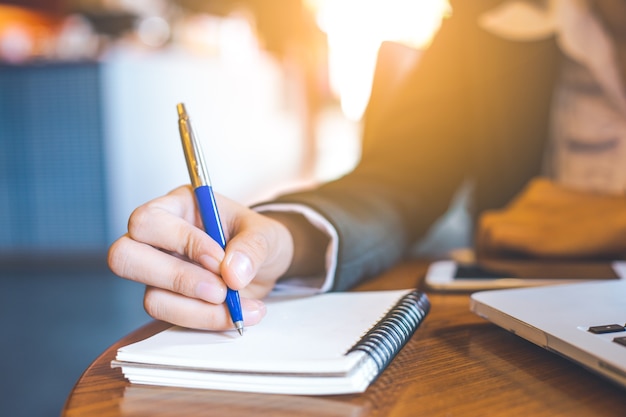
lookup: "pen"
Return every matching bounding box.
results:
[176,102,244,335]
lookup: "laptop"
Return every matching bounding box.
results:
[470,272,626,389]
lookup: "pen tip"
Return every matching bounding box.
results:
[234,321,244,336]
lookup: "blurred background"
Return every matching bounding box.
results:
[0,0,450,415]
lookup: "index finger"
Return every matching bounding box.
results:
[128,185,225,270]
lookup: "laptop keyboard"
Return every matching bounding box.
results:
[610,336,624,348]
[588,324,625,334]
[587,324,626,348]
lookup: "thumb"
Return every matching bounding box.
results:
[219,207,294,296]
[222,248,256,290]
[221,227,270,290]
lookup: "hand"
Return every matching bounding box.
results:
[476,177,626,259]
[107,185,294,330]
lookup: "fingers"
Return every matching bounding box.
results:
[108,185,233,301]
[477,186,626,259]
[144,286,266,330]
[476,211,534,256]
[223,249,256,289]
[108,235,227,304]
[127,186,225,270]
[218,203,294,294]
[108,185,293,329]
[222,228,276,290]
[475,211,507,257]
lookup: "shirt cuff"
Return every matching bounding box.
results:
[253,203,338,294]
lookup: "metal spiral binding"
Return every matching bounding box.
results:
[348,290,431,372]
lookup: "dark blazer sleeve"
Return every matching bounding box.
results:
[267,0,560,291]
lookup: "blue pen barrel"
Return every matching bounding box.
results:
[225,288,243,322]
[194,185,244,325]
[194,185,226,248]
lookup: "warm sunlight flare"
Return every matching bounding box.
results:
[306,0,450,121]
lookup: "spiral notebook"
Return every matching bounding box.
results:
[112,289,430,395]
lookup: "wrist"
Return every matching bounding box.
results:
[263,211,329,278]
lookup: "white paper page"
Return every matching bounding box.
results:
[116,289,411,374]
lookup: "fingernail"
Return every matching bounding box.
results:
[241,298,266,325]
[226,251,254,286]
[196,281,225,303]
[199,254,221,273]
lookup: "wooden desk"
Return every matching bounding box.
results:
[62,260,626,417]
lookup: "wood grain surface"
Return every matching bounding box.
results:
[62,260,626,417]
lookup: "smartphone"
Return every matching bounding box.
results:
[424,260,623,292]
